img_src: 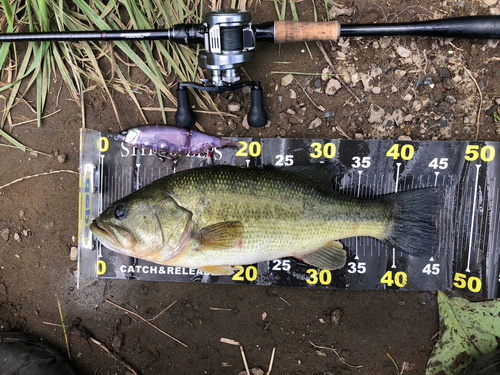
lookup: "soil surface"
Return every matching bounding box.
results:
[1,0,499,374]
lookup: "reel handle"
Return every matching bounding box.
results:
[175,81,268,128]
[175,86,196,128]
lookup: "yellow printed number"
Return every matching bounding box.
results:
[380,271,407,287]
[232,265,257,281]
[465,145,495,162]
[386,144,414,160]
[97,260,106,275]
[99,137,109,152]
[235,141,261,157]
[310,142,336,159]
[453,273,482,293]
[306,269,332,285]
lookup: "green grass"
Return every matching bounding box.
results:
[0,0,212,151]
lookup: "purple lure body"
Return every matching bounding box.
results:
[115,125,241,155]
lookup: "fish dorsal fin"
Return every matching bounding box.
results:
[297,241,346,270]
[198,265,235,275]
[192,221,244,251]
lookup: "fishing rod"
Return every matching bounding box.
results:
[1,10,499,127]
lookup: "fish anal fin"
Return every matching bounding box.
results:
[198,265,235,275]
[297,241,346,270]
[192,221,243,251]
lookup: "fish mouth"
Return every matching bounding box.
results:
[90,219,134,252]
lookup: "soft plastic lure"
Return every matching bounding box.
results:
[115,125,241,155]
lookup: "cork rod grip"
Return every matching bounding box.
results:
[274,21,339,43]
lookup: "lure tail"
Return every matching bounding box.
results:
[383,187,445,258]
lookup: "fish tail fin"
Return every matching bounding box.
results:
[383,187,445,258]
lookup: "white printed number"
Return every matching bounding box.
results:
[347,262,366,274]
[272,259,291,271]
[422,263,440,275]
[275,154,294,167]
[428,158,448,170]
[351,156,371,168]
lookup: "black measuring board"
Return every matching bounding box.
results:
[86,134,500,298]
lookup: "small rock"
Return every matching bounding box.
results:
[289,89,297,99]
[289,116,300,125]
[444,95,456,105]
[360,73,372,92]
[227,102,241,112]
[464,126,471,133]
[398,135,412,141]
[262,312,267,320]
[242,115,250,130]
[436,66,452,79]
[354,133,364,140]
[410,41,418,51]
[392,109,404,126]
[29,151,38,158]
[306,86,314,95]
[0,228,9,242]
[458,1,465,6]
[396,46,411,58]
[239,368,264,375]
[241,86,251,95]
[277,95,283,103]
[464,116,471,124]
[438,116,449,128]
[488,39,500,48]
[423,76,432,85]
[14,233,20,242]
[325,79,342,96]
[330,309,342,328]
[279,129,287,137]
[57,153,67,164]
[368,105,385,124]
[404,93,412,102]
[281,74,294,86]
[286,108,296,115]
[321,67,332,81]
[323,110,334,118]
[370,66,383,78]
[22,229,28,237]
[404,114,413,122]
[395,69,407,78]
[372,87,381,94]
[485,106,498,115]
[308,117,322,130]
[495,98,500,106]
[314,78,322,93]
[70,247,78,261]
[412,101,422,111]
[336,51,346,60]
[440,126,452,139]
[227,119,237,130]
[483,0,498,6]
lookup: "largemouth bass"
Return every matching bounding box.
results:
[90,165,443,275]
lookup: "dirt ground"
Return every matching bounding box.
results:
[1,0,499,374]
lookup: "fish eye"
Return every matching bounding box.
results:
[114,205,127,220]
[120,130,128,135]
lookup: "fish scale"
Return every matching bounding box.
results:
[136,167,401,264]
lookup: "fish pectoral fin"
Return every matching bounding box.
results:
[192,221,243,251]
[198,265,235,275]
[297,241,346,270]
